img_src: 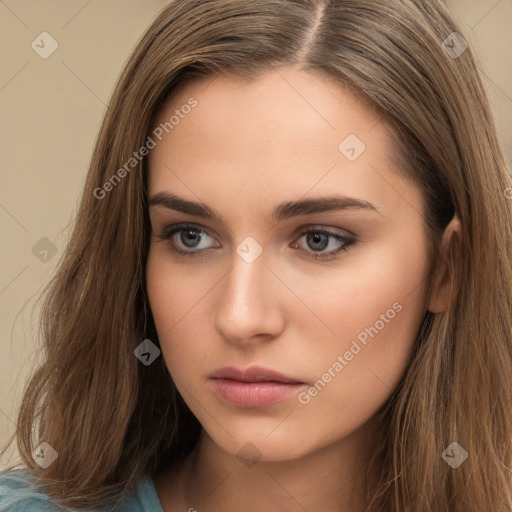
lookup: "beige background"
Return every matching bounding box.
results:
[1,1,511,469]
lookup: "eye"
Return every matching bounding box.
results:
[156,223,220,257]
[155,223,356,261]
[291,227,355,261]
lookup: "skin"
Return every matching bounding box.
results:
[146,66,461,511]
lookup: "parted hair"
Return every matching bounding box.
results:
[2,0,511,510]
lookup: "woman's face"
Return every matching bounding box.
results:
[146,67,431,461]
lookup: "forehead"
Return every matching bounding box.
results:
[152,68,380,146]
[147,67,420,221]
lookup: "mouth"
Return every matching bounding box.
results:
[208,365,306,408]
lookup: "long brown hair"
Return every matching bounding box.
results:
[2,0,511,510]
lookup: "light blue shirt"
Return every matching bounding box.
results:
[0,469,165,511]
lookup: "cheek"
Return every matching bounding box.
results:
[293,297,419,450]
[285,231,429,398]
[145,246,220,374]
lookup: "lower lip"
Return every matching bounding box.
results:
[210,379,304,407]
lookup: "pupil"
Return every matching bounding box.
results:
[307,232,328,251]
[180,229,202,247]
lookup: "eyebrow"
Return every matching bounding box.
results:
[149,191,378,222]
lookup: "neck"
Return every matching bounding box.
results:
[159,417,379,512]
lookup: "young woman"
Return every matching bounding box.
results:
[1,0,511,510]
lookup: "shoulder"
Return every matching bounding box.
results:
[0,469,164,512]
[0,469,54,511]
[124,475,165,512]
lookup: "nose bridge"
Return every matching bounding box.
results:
[214,240,284,343]
[223,245,270,318]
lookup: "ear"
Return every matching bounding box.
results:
[427,214,462,313]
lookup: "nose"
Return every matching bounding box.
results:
[213,246,286,346]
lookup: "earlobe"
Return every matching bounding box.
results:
[427,215,463,314]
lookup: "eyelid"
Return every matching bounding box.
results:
[159,222,355,240]
[294,224,355,239]
[161,222,216,240]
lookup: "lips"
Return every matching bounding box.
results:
[208,365,305,407]
[208,365,302,384]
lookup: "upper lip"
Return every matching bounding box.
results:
[208,365,303,384]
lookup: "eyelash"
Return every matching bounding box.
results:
[156,222,356,261]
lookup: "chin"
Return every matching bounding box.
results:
[204,418,319,464]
